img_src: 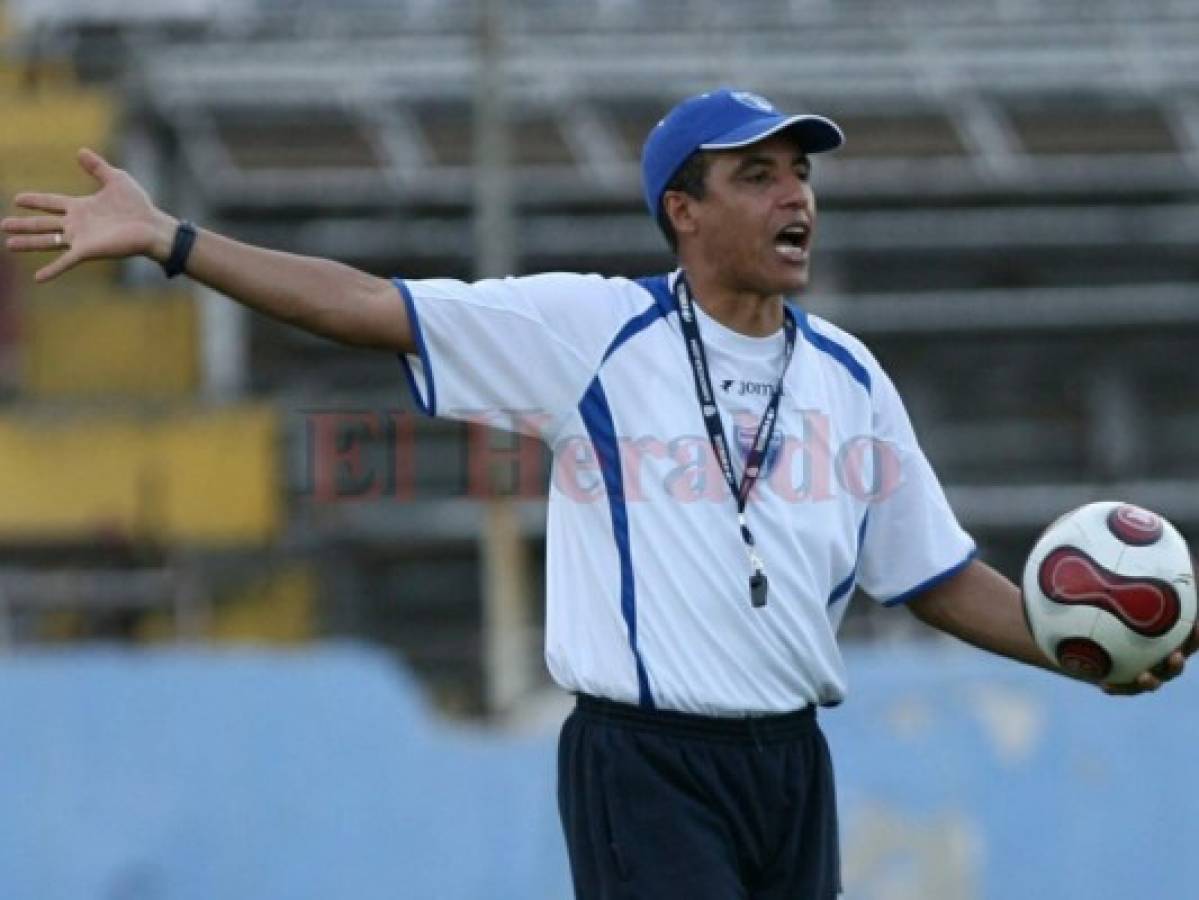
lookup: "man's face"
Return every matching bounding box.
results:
[673,133,817,297]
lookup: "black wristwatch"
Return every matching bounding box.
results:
[161,220,198,278]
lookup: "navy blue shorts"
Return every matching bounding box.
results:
[558,694,842,900]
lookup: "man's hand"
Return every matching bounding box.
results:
[3,147,411,350]
[1,148,176,282]
[1102,623,1199,696]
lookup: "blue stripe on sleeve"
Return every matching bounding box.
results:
[881,547,979,608]
[602,299,669,363]
[393,278,437,417]
[790,303,872,394]
[633,274,679,320]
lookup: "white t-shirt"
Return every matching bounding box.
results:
[398,270,975,716]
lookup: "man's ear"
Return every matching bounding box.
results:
[662,190,700,240]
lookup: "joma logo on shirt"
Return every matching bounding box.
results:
[720,379,776,397]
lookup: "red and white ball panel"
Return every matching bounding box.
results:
[1054,637,1112,681]
[1106,504,1164,546]
[1022,501,1196,684]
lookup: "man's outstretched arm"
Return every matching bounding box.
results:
[1,148,412,352]
[906,558,1199,694]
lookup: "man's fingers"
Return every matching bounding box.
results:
[78,147,112,183]
[1135,671,1161,691]
[1102,671,1162,695]
[5,233,69,253]
[0,215,65,235]
[1149,654,1185,684]
[35,249,81,283]
[1104,648,1188,696]
[1183,624,1199,657]
[13,192,69,214]
[1103,682,1138,696]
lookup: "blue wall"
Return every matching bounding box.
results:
[2,644,1195,899]
[824,647,1199,899]
[0,647,568,900]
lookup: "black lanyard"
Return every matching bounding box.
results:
[673,274,797,608]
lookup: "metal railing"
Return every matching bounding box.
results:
[0,567,209,647]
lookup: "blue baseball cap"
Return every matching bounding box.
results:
[641,88,844,218]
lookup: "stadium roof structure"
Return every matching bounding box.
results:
[54,0,1189,272]
[9,0,1197,221]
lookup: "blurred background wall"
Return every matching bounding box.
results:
[1,0,1197,897]
[4,645,1197,900]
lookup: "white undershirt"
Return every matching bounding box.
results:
[692,303,787,483]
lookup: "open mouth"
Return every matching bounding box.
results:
[774,222,810,263]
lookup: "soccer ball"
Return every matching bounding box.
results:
[1021,501,1196,684]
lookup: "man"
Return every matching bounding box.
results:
[4,88,1195,899]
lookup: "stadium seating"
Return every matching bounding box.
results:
[25,289,198,397]
[0,23,305,646]
[0,90,116,198]
[0,406,280,544]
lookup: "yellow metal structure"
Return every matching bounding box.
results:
[26,290,199,397]
[0,406,281,544]
[210,566,317,643]
[137,565,318,645]
[0,4,301,652]
[0,90,116,198]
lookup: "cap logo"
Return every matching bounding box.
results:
[731,91,775,113]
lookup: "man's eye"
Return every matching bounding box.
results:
[744,170,771,184]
